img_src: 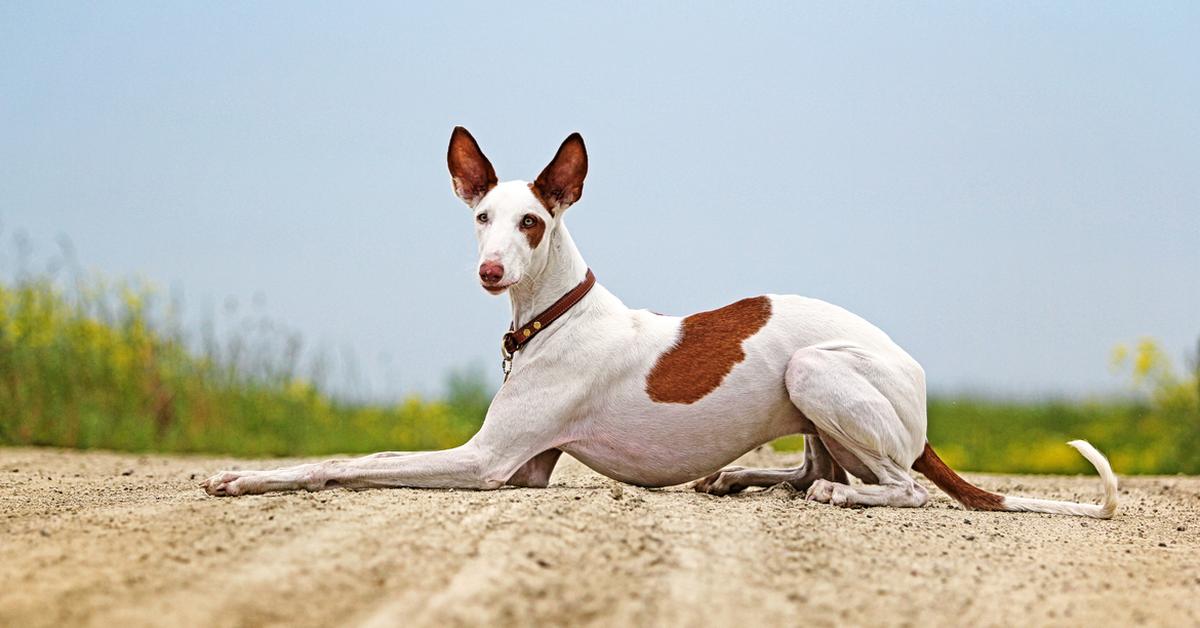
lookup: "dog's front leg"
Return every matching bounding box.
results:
[202,376,585,496]
[202,444,510,496]
[505,448,563,488]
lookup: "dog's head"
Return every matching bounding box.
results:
[447,127,587,295]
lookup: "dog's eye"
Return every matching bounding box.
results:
[521,215,537,228]
[476,213,489,224]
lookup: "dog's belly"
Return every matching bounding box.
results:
[563,398,810,487]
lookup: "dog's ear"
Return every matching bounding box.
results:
[447,126,498,207]
[531,133,587,214]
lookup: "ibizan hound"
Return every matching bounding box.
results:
[202,128,1118,518]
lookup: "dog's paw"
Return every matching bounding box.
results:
[200,471,251,497]
[691,466,746,496]
[805,478,836,503]
[805,479,857,507]
[829,484,853,507]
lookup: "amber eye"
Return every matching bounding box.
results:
[521,215,537,228]
[476,213,489,224]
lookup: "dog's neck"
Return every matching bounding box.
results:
[507,220,590,327]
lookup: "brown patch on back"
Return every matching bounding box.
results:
[645,296,772,404]
[521,215,546,248]
[911,442,1005,511]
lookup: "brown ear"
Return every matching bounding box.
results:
[531,133,587,213]
[447,126,498,207]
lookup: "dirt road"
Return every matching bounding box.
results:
[1,447,1197,627]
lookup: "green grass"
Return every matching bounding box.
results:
[775,395,1199,475]
[0,272,488,456]
[1,263,1197,473]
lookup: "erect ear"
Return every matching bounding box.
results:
[447,126,498,207]
[531,133,587,214]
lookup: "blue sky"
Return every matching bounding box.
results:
[2,3,1197,398]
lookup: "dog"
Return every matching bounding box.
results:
[202,127,1118,519]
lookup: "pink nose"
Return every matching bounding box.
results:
[479,261,505,285]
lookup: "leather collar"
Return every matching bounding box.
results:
[501,269,596,376]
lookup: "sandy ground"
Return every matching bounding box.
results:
[1,447,1197,628]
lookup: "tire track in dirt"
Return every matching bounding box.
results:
[358,482,675,627]
[655,486,802,625]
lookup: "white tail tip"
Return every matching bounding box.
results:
[1001,440,1119,519]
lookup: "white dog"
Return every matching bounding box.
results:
[202,128,1118,519]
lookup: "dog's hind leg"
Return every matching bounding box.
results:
[784,344,930,509]
[691,436,846,496]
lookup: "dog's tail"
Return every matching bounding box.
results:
[911,440,1118,519]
